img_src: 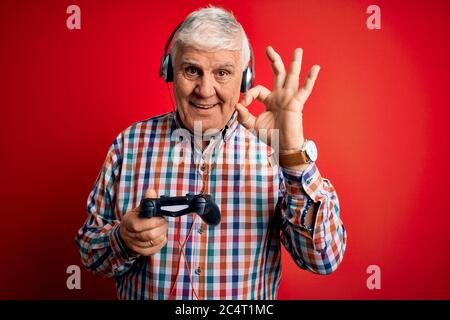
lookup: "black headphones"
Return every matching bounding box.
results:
[159,23,254,93]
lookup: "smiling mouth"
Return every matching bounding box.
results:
[189,101,219,110]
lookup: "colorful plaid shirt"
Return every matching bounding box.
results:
[76,110,346,300]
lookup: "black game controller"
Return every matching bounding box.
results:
[139,193,221,226]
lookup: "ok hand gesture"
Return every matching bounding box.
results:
[235,47,320,154]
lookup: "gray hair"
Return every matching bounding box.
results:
[171,6,251,70]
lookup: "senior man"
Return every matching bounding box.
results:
[76,6,346,300]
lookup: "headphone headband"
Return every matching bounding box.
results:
[159,23,183,79]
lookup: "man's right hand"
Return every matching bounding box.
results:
[119,188,168,256]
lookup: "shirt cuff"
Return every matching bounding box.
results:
[110,224,139,262]
[281,163,325,236]
[281,163,324,201]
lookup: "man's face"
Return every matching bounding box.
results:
[172,45,243,133]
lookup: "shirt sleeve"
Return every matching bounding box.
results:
[75,133,138,277]
[278,163,347,275]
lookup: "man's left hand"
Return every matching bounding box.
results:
[235,46,320,153]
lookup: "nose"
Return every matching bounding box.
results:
[195,74,216,98]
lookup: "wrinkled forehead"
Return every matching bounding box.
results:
[175,45,242,69]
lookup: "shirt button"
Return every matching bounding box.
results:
[195,267,201,275]
[200,164,206,172]
[198,226,203,234]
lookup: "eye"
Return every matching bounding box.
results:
[184,66,201,78]
[215,69,231,80]
[217,70,230,78]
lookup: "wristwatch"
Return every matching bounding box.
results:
[279,139,318,167]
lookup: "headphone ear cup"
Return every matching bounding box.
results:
[165,54,174,82]
[240,67,253,92]
[161,54,174,83]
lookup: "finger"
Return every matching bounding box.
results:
[127,216,166,233]
[140,236,168,256]
[235,103,256,130]
[133,223,167,242]
[235,85,271,130]
[240,85,271,107]
[134,236,167,250]
[266,46,286,89]
[134,240,154,249]
[134,233,167,250]
[128,188,161,233]
[151,235,167,249]
[151,233,167,247]
[295,65,320,104]
[284,48,303,90]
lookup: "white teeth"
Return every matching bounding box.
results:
[191,102,217,109]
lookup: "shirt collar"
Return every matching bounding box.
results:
[171,108,239,143]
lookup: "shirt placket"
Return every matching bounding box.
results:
[189,137,215,298]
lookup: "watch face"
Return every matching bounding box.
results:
[305,140,318,162]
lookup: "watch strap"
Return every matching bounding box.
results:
[279,150,309,167]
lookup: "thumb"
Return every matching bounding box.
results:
[144,187,158,199]
[133,187,157,215]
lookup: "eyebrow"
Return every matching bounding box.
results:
[217,64,236,69]
[180,60,236,69]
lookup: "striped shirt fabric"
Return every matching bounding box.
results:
[76,110,347,300]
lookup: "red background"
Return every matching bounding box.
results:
[1,0,449,299]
